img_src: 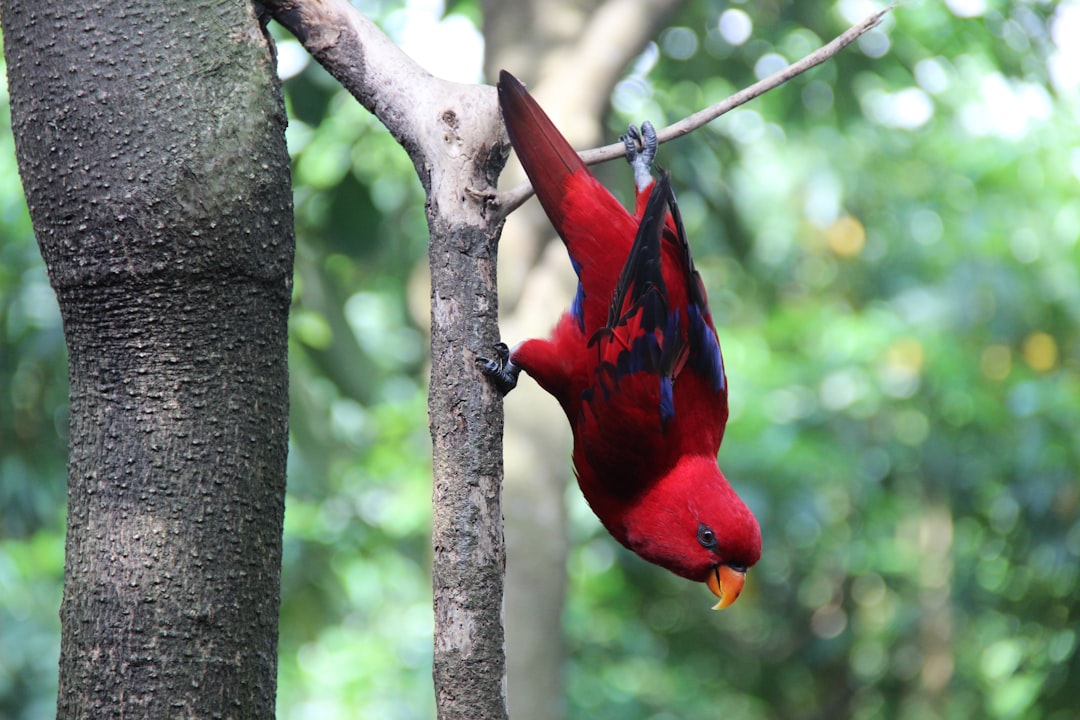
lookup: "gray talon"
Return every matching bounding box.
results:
[621,121,657,192]
[476,342,520,396]
[621,124,643,159]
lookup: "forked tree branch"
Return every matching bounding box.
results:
[261,0,505,222]
[495,5,894,218]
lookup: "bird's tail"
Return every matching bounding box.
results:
[497,70,591,230]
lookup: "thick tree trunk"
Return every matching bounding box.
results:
[1,1,294,718]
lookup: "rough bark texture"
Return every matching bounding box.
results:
[428,218,507,720]
[417,80,510,720]
[1,1,294,718]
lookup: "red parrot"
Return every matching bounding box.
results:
[480,71,761,609]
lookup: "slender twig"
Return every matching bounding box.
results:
[496,5,894,218]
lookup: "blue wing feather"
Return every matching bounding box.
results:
[665,180,726,396]
[689,302,726,393]
[581,172,728,435]
[568,255,586,332]
[585,174,684,428]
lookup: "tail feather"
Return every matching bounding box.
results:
[497,70,639,336]
[497,71,589,228]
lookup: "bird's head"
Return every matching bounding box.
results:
[622,455,761,610]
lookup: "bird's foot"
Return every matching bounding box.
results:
[621,121,658,193]
[475,342,520,396]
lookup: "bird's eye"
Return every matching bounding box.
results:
[697,524,717,550]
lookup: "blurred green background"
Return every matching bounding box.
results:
[2,0,1078,718]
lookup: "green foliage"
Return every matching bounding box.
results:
[273,15,435,716]
[2,1,1078,719]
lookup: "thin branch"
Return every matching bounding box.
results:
[496,5,894,218]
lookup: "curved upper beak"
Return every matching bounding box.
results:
[706,564,746,610]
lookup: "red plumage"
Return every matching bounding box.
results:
[489,71,761,609]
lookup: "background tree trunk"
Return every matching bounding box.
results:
[1,1,294,717]
[482,3,683,715]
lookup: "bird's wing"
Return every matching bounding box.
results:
[577,174,729,494]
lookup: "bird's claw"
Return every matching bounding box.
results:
[621,122,655,159]
[476,342,520,396]
[621,121,657,192]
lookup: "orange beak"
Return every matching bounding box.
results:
[706,564,746,610]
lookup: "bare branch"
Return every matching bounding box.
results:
[496,5,894,218]
[262,3,512,719]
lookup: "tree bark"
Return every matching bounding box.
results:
[428,214,508,720]
[1,1,294,718]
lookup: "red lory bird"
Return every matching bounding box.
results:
[479,71,761,609]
